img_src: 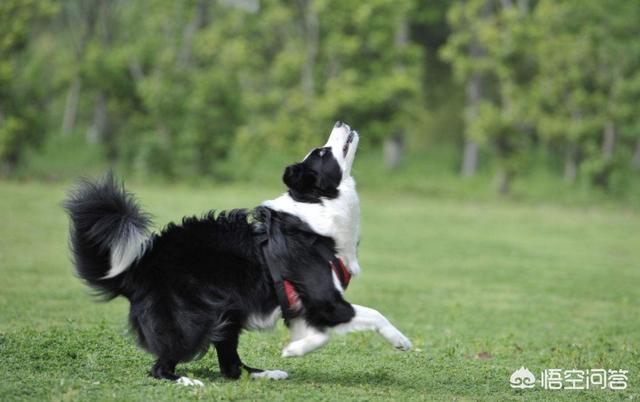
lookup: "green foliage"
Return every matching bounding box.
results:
[47,0,424,179]
[442,0,537,192]
[443,0,640,192]
[530,0,640,189]
[3,0,640,197]
[0,0,58,175]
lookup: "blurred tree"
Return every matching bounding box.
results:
[59,0,100,137]
[229,0,424,171]
[2,0,639,196]
[314,0,423,169]
[532,1,604,183]
[626,71,640,172]
[592,0,640,188]
[382,11,409,170]
[440,0,492,177]
[482,0,537,194]
[0,0,57,175]
[532,0,640,189]
[443,0,535,193]
[92,0,247,178]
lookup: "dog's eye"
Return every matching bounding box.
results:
[318,149,325,157]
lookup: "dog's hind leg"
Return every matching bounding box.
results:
[151,358,179,381]
[150,358,204,386]
[214,331,288,380]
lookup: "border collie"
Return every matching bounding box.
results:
[64,121,411,385]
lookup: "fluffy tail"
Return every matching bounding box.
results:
[64,174,151,299]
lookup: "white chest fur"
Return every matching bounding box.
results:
[261,177,361,276]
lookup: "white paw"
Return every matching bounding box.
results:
[381,326,412,351]
[282,332,330,357]
[176,376,204,386]
[250,370,289,380]
[281,341,305,358]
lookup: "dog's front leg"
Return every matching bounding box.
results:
[282,318,330,357]
[282,305,411,357]
[332,304,412,350]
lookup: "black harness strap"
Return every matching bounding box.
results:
[262,250,300,324]
[253,206,300,324]
[252,205,351,326]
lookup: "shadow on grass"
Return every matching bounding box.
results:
[188,366,414,389]
[188,367,223,381]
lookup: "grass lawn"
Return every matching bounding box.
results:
[0,180,638,401]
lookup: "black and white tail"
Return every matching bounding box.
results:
[64,173,151,299]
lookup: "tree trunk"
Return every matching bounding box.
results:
[461,72,481,176]
[384,134,404,170]
[86,92,107,144]
[180,0,209,67]
[0,108,11,177]
[501,0,528,14]
[632,138,640,171]
[499,0,514,10]
[299,0,318,98]
[564,143,578,183]
[60,0,100,137]
[461,38,483,177]
[1,159,16,178]
[461,139,479,177]
[496,169,511,195]
[394,13,409,69]
[516,0,529,13]
[592,121,617,189]
[383,14,410,170]
[601,121,616,162]
[61,78,82,136]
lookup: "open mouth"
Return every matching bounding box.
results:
[343,130,355,157]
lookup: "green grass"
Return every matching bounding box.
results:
[1,180,639,401]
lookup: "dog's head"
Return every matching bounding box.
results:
[283,121,359,203]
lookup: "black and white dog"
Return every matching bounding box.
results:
[65,121,411,385]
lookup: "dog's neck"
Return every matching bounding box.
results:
[261,176,361,276]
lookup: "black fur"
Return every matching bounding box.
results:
[254,206,355,327]
[283,147,342,203]
[64,173,151,300]
[65,173,354,381]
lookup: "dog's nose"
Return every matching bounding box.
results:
[335,121,344,128]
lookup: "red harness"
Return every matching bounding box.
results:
[283,257,351,313]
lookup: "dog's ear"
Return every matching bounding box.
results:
[283,163,316,193]
[315,168,341,194]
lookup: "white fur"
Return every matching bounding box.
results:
[244,307,281,331]
[262,124,361,276]
[177,377,203,386]
[250,370,289,380]
[332,305,412,350]
[105,227,149,279]
[281,305,411,358]
[332,270,344,294]
[264,122,411,358]
[282,318,330,357]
